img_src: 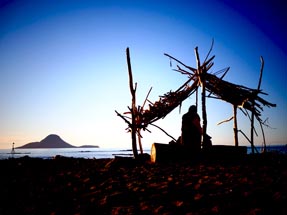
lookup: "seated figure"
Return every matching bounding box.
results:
[181,105,202,153]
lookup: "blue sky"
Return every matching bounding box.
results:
[0,0,286,149]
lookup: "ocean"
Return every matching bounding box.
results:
[0,145,286,160]
[0,148,151,160]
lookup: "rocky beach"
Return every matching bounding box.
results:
[0,153,286,215]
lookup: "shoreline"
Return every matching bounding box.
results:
[0,153,286,214]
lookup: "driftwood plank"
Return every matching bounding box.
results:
[151,143,247,163]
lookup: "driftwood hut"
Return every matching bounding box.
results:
[116,45,276,160]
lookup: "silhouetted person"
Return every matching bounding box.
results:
[181,105,202,154]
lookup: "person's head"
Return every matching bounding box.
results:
[188,105,197,113]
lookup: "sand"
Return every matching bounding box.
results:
[0,153,286,215]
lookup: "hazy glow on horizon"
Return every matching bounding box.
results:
[0,0,286,149]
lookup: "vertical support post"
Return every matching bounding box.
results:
[258,56,266,152]
[250,56,264,154]
[195,87,198,108]
[250,110,255,153]
[201,81,207,145]
[195,47,207,145]
[126,48,138,158]
[233,105,239,147]
[137,129,143,154]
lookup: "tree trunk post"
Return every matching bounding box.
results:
[126,47,138,158]
[233,105,239,147]
[258,56,266,152]
[137,129,143,154]
[250,56,265,154]
[195,47,207,145]
[250,109,255,153]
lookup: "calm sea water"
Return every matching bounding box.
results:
[0,145,286,160]
[0,148,151,160]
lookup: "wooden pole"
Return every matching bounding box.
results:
[258,57,266,152]
[126,47,138,158]
[201,82,207,145]
[195,47,206,145]
[250,111,255,153]
[250,56,265,154]
[196,88,198,108]
[137,129,143,154]
[233,105,239,147]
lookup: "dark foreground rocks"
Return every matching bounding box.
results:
[0,154,286,215]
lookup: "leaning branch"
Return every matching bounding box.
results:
[150,123,176,141]
[115,110,131,126]
[164,53,197,72]
[217,116,234,125]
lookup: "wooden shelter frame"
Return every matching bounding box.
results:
[116,45,276,158]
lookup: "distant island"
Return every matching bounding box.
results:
[16,134,99,149]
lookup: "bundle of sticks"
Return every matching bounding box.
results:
[139,81,198,127]
[204,73,276,117]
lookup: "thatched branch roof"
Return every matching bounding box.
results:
[204,73,276,117]
[137,54,276,128]
[139,79,199,128]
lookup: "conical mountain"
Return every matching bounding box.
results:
[17,134,75,148]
